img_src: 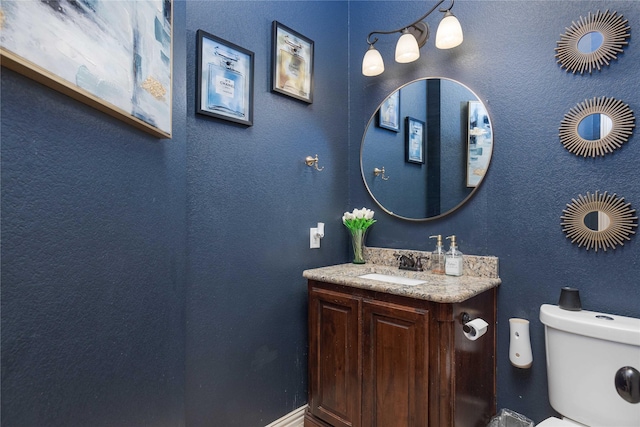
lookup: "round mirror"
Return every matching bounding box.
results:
[577,31,604,54]
[577,113,613,140]
[583,210,611,231]
[361,78,493,221]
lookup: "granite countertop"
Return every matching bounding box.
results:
[303,247,501,303]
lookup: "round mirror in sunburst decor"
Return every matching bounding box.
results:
[555,10,630,74]
[559,96,635,157]
[561,191,638,252]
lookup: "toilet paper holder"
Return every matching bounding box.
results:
[460,312,488,340]
[460,312,473,332]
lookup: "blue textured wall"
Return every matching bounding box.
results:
[184,1,348,425]
[2,1,639,426]
[1,2,187,426]
[349,0,640,423]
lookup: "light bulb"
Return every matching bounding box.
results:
[362,45,385,76]
[395,31,420,63]
[435,11,463,49]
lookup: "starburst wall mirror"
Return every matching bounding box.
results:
[555,10,630,74]
[559,96,635,157]
[561,191,638,252]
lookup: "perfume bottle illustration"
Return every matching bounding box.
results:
[277,36,307,97]
[207,46,245,117]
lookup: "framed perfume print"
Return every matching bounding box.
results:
[196,30,254,126]
[378,91,400,132]
[271,21,314,104]
[0,0,173,138]
[405,117,425,164]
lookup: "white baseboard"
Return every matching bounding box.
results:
[264,404,308,427]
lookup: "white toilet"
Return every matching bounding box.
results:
[538,304,640,427]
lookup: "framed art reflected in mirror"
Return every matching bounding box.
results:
[467,101,492,187]
[405,117,425,165]
[379,91,400,132]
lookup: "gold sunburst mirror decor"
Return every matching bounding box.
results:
[561,191,638,252]
[555,10,630,74]
[559,97,635,157]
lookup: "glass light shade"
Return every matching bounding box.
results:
[362,46,385,76]
[435,12,463,49]
[395,32,420,63]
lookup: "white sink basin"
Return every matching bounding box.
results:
[358,273,426,286]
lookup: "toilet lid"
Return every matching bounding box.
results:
[537,417,584,427]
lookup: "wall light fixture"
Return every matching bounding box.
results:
[362,0,463,76]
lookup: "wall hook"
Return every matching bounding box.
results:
[305,154,324,171]
[373,167,389,180]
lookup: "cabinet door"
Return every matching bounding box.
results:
[362,300,429,427]
[308,287,361,427]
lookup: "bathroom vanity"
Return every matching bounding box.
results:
[302,248,500,427]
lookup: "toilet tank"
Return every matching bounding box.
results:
[539,304,640,427]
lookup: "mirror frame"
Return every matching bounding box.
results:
[555,10,630,74]
[559,96,635,157]
[561,191,638,252]
[360,77,493,222]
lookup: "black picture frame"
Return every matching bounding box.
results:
[271,21,314,104]
[196,29,254,126]
[405,117,425,164]
[378,91,400,132]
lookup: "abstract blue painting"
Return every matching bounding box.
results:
[0,0,172,138]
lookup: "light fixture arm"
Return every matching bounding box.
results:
[365,0,453,47]
[438,0,455,13]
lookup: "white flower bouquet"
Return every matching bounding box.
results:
[342,207,376,232]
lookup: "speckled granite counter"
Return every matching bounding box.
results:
[303,247,500,303]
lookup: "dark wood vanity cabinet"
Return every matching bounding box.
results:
[305,280,496,427]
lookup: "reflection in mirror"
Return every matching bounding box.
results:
[577,113,613,141]
[583,210,611,231]
[361,78,493,221]
[577,31,604,54]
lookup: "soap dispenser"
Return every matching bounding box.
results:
[429,235,445,274]
[445,235,463,276]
